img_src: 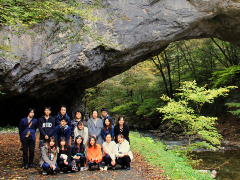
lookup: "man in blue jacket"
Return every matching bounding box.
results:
[38,106,55,149]
[54,117,71,145]
[19,108,38,169]
[55,105,71,126]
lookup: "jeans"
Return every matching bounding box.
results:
[103,155,115,166]
[57,160,71,170]
[88,161,101,168]
[22,136,35,165]
[73,155,86,167]
[42,162,58,171]
[116,155,131,168]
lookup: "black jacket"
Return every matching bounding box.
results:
[114,123,130,144]
[57,145,72,163]
[38,115,55,140]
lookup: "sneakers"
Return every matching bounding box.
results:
[103,166,108,171]
[126,167,130,171]
[80,167,84,172]
[59,171,63,174]
[29,164,36,168]
[42,170,47,175]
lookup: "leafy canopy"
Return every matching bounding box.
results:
[158,81,237,151]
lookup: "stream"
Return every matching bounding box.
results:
[138,130,240,180]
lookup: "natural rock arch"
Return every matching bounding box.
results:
[0,0,240,125]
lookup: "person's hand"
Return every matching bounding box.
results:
[51,165,56,171]
[93,135,96,139]
[64,160,68,165]
[73,155,78,159]
[111,160,116,166]
[124,153,128,156]
[45,135,49,140]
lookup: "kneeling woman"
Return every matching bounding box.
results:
[39,136,58,175]
[87,136,102,170]
[102,133,116,171]
[71,135,86,171]
[57,137,71,173]
[115,134,133,171]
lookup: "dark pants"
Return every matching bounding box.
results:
[88,161,101,168]
[57,160,71,170]
[74,155,86,167]
[116,156,131,168]
[22,136,35,165]
[42,162,58,172]
[103,155,115,166]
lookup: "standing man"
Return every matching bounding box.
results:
[19,108,38,169]
[88,110,103,147]
[38,106,55,149]
[55,105,71,126]
[100,108,114,126]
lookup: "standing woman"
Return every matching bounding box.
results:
[114,116,130,143]
[39,136,58,175]
[87,136,102,170]
[101,117,114,141]
[74,121,88,145]
[102,133,116,171]
[71,135,86,171]
[115,134,133,171]
[57,137,72,173]
[88,110,103,147]
[19,108,38,169]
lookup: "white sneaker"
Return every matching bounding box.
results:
[80,167,84,172]
[42,170,47,175]
[103,166,108,171]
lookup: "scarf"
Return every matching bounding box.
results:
[60,124,68,132]
[46,145,57,161]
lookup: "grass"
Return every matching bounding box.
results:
[130,132,213,180]
[0,126,18,132]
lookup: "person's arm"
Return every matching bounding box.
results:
[96,145,102,163]
[88,120,95,137]
[38,118,46,137]
[49,117,55,137]
[84,128,88,145]
[121,140,130,154]
[66,127,71,145]
[41,146,55,166]
[67,146,72,163]
[87,146,94,162]
[101,127,105,140]
[54,126,59,145]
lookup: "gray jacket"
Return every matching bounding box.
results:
[88,118,103,147]
[39,145,58,167]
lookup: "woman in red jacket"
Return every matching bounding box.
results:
[87,136,102,170]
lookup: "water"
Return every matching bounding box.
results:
[138,130,240,180]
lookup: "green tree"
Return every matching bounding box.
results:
[158,81,236,151]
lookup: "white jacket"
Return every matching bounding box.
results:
[115,139,133,161]
[103,141,116,160]
[74,127,88,145]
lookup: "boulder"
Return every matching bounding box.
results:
[0,0,240,125]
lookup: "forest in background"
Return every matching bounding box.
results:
[83,38,240,128]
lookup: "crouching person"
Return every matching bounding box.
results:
[57,137,71,173]
[40,136,58,175]
[115,134,133,171]
[71,135,86,172]
[87,136,102,170]
[102,133,116,171]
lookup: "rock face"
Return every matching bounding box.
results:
[0,0,240,125]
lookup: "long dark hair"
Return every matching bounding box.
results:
[88,136,97,148]
[59,137,68,154]
[72,135,85,154]
[103,117,112,131]
[45,136,57,151]
[77,121,84,130]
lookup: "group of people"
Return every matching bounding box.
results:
[18,106,132,175]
